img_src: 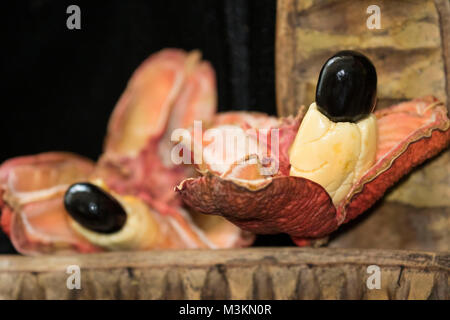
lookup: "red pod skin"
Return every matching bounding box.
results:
[177,175,338,238]
[177,97,450,246]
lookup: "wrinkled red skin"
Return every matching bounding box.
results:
[178,176,338,238]
[177,97,450,245]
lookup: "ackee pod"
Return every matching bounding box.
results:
[316,50,377,122]
[64,182,127,234]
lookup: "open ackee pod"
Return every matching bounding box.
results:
[0,153,101,254]
[0,49,253,255]
[177,96,450,245]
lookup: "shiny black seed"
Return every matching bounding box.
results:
[64,183,127,234]
[315,50,377,122]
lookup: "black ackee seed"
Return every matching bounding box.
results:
[315,50,377,122]
[64,183,127,234]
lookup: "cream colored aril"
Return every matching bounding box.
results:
[69,181,161,251]
[289,103,377,204]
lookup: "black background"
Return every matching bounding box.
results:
[1,0,292,253]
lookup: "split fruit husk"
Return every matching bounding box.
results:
[177,96,450,246]
[0,49,253,255]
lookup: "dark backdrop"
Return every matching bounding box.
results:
[1,0,291,253]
